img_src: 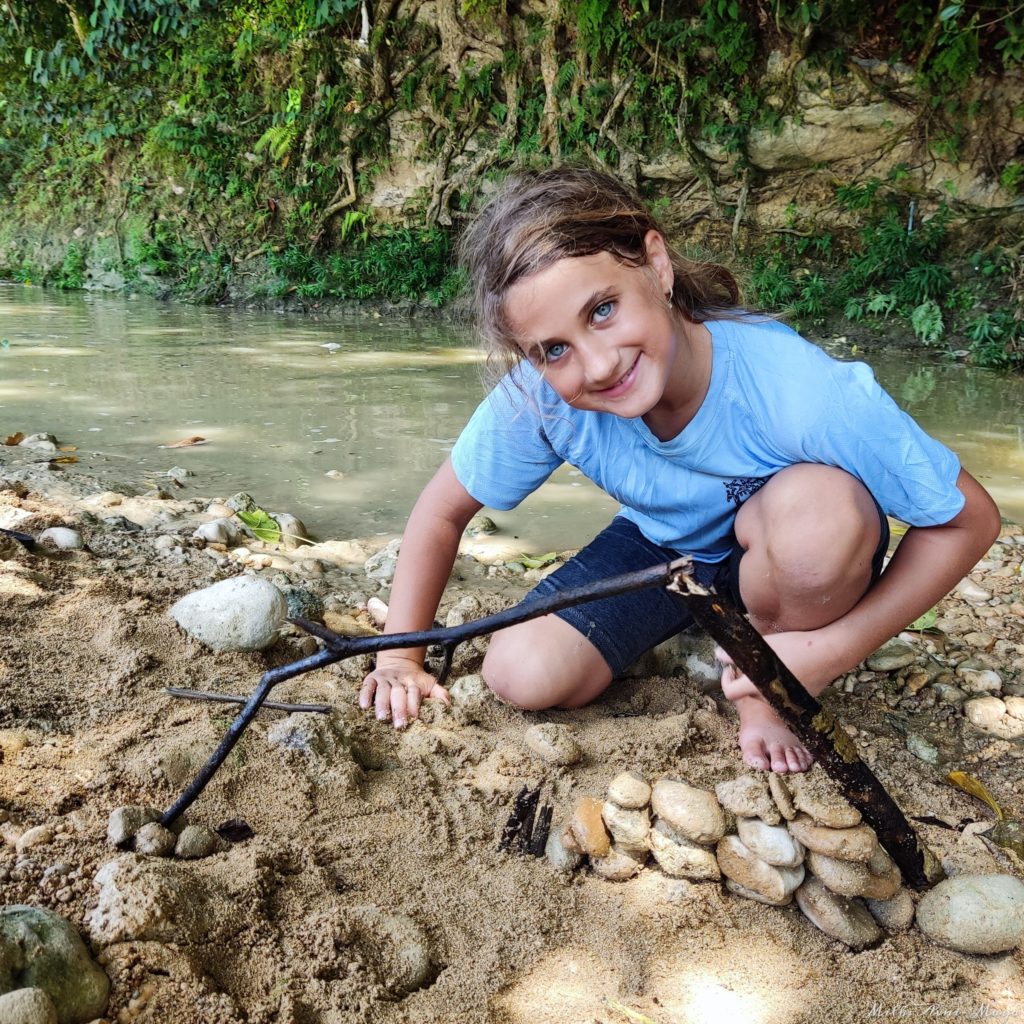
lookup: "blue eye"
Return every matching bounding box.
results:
[544,342,569,362]
[593,300,614,322]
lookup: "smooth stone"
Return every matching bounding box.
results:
[174,824,224,859]
[169,575,287,652]
[17,433,58,452]
[715,775,781,825]
[932,683,967,705]
[807,849,872,897]
[570,797,611,858]
[523,724,582,766]
[591,846,644,881]
[0,905,110,1022]
[736,816,804,867]
[464,514,498,537]
[38,528,84,551]
[273,512,309,550]
[651,778,726,844]
[959,668,1003,694]
[134,822,177,857]
[795,877,884,950]
[866,888,915,931]
[716,835,804,902]
[866,638,917,672]
[106,806,161,847]
[725,877,793,907]
[956,579,992,603]
[545,828,583,874]
[649,821,720,881]
[861,844,902,901]
[0,988,58,1024]
[607,770,651,810]
[1006,695,1024,720]
[788,815,877,861]
[14,824,54,854]
[602,801,650,853]
[769,773,797,820]
[906,732,941,765]
[789,773,862,827]
[224,492,258,513]
[154,535,177,551]
[444,595,481,628]
[192,519,238,545]
[916,874,1024,954]
[366,597,389,627]
[965,697,1024,739]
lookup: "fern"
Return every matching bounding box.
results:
[911,300,944,344]
[254,123,297,162]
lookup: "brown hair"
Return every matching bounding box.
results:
[458,164,741,377]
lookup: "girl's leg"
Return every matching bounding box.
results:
[725,463,884,772]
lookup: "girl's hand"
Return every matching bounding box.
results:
[360,656,450,729]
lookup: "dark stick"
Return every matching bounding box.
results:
[164,687,332,714]
[667,568,942,889]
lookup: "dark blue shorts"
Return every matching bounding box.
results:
[525,511,889,677]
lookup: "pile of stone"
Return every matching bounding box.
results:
[549,769,1024,954]
[106,806,229,860]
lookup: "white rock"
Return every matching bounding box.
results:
[169,575,287,651]
[725,877,793,907]
[592,846,644,881]
[769,773,797,820]
[736,816,804,867]
[366,597,389,627]
[916,874,1024,954]
[964,696,1024,739]
[273,512,309,550]
[956,579,992,603]
[15,824,54,853]
[789,772,861,827]
[788,815,876,861]
[1006,695,1024,720]
[716,835,803,902]
[649,821,720,880]
[524,723,582,765]
[0,988,58,1024]
[545,828,583,874]
[107,805,161,847]
[651,778,726,844]
[607,770,651,809]
[192,518,238,545]
[18,433,58,452]
[795,876,883,950]
[715,775,781,825]
[958,668,1003,694]
[38,527,84,551]
[866,888,915,931]
[602,801,650,853]
[365,539,401,583]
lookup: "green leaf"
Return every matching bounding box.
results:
[939,4,962,22]
[514,551,558,570]
[908,607,938,632]
[236,508,282,543]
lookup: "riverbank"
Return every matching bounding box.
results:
[1,448,1023,1023]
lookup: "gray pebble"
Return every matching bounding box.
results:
[524,723,582,765]
[134,822,177,857]
[174,824,224,859]
[0,988,58,1024]
[107,805,161,847]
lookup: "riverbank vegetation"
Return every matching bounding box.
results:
[2,1,1024,365]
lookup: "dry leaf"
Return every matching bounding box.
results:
[3,432,25,446]
[51,455,78,465]
[160,436,208,449]
[58,445,77,452]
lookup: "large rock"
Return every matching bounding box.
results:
[0,905,109,1024]
[716,835,803,902]
[788,815,877,861]
[651,779,726,844]
[649,821,720,881]
[0,988,58,1024]
[795,877,884,950]
[916,874,1024,954]
[736,817,804,868]
[715,775,781,825]
[169,575,287,651]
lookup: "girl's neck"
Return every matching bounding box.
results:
[642,317,713,442]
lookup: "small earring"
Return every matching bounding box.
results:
[665,287,674,310]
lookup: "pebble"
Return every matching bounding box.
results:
[602,801,650,854]
[807,849,872,897]
[465,514,498,537]
[916,874,1024,954]
[725,877,793,907]
[956,579,992,603]
[545,828,583,873]
[366,596,389,627]
[607,770,651,809]
[154,534,177,551]
[787,815,877,861]
[17,433,58,452]
[906,732,941,764]
[364,539,401,583]
[523,723,582,766]
[169,575,287,651]
[0,988,58,1024]
[795,877,884,950]
[651,778,726,844]
[274,512,309,550]
[570,797,611,858]
[964,696,1024,739]
[715,775,781,825]
[277,584,324,623]
[38,527,84,551]
[768,773,797,820]
[134,822,177,857]
[0,905,110,1021]
[788,773,862,827]
[592,846,644,881]
[193,519,238,545]
[15,823,54,853]
[107,805,161,847]
[736,817,804,868]
[716,835,804,902]
[932,682,967,705]
[958,667,1003,694]
[649,821,720,881]
[174,824,225,859]
[865,887,915,931]
[865,638,918,672]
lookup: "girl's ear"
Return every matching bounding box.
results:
[642,229,674,295]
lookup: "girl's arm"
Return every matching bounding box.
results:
[740,468,1001,696]
[359,457,483,727]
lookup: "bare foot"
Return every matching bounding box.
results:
[733,695,814,773]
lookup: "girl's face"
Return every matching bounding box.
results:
[504,230,686,419]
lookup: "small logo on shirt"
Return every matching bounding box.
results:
[724,477,768,507]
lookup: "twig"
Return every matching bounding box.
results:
[164,687,332,714]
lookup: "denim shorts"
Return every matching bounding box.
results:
[525,510,889,677]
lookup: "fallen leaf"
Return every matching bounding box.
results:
[947,770,1024,860]
[513,551,558,570]
[50,455,78,465]
[3,432,24,446]
[236,508,281,543]
[160,436,208,449]
[58,445,77,452]
[907,607,938,632]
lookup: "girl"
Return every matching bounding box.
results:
[359,165,1000,773]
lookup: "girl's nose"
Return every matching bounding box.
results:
[580,341,619,388]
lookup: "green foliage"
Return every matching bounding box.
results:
[235,508,282,543]
[53,243,86,289]
[910,299,944,344]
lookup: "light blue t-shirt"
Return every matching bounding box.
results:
[450,317,964,562]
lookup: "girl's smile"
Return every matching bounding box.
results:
[504,230,712,439]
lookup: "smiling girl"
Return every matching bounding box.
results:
[359,165,1000,773]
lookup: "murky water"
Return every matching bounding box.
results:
[2,283,1023,551]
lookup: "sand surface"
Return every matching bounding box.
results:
[1,451,1022,1024]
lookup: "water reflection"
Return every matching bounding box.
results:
[1,283,1021,553]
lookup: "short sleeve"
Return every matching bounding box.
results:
[796,359,964,526]
[450,371,564,510]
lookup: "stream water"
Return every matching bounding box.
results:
[2,282,1023,551]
